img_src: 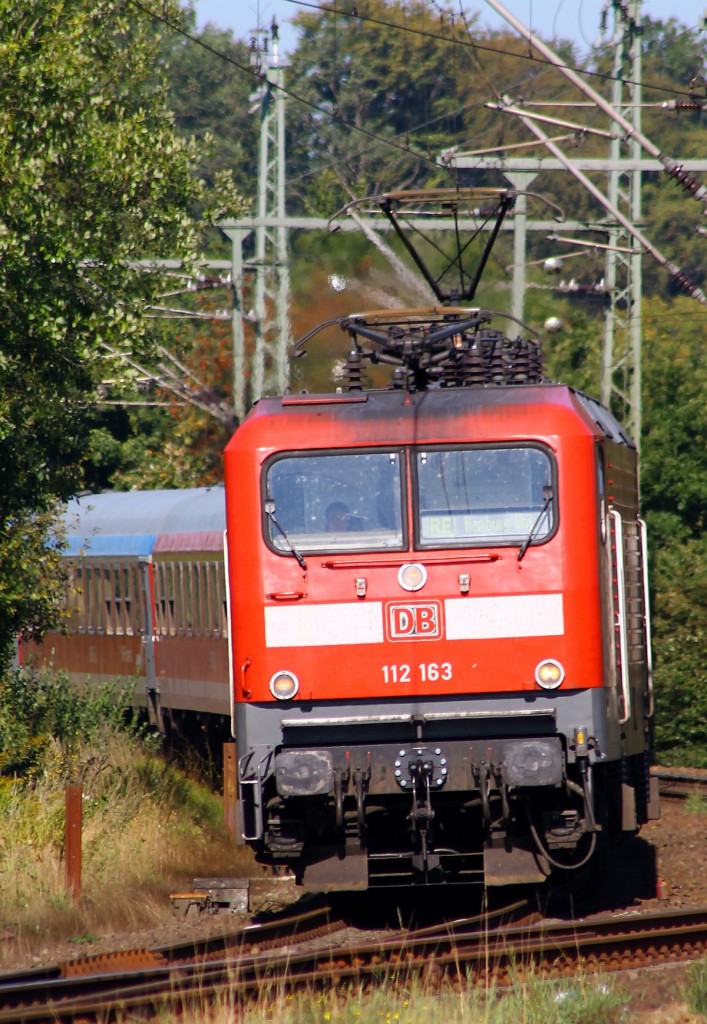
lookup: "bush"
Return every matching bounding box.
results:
[648,529,707,766]
[0,665,144,779]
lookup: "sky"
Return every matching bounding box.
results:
[192,0,705,58]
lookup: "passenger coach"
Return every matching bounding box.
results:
[22,488,230,735]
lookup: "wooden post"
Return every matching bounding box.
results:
[64,784,82,900]
[223,742,237,840]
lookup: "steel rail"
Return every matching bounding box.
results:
[0,899,527,1020]
[653,766,707,801]
[1,905,706,1021]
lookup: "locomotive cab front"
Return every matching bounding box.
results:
[224,366,657,891]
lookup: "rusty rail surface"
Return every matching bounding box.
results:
[0,899,528,1020]
[0,903,706,1021]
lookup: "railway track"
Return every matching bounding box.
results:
[653,766,707,801]
[0,901,705,1022]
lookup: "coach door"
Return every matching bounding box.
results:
[138,556,162,731]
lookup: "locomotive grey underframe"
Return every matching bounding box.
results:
[236,688,620,845]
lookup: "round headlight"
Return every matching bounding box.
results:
[398,563,427,592]
[269,670,299,701]
[534,659,565,690]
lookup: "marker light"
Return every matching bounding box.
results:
[398,563,427,592]
[269,670,300,701]
[534,658,565,690]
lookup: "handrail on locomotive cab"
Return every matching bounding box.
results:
[238,749,274,842]
[639,517,655,718]
[609,509,631,725]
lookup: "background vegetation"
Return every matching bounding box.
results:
[0,0,704,762]
[0,0,243,661]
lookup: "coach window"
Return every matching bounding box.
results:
[68,565,87,633]
[264,450,405,553]
[99,563,140,636]
[415,444,556,549]
[81,564,100,633]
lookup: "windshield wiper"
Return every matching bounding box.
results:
[265,500,307,571]
[517,485,553,563]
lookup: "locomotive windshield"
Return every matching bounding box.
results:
[415,445,555,548]
[264,444,555,555]
[265,450,405,553]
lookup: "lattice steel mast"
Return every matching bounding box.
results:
[601,1,643,438]
[223,21,291,422]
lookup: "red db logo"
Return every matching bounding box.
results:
[386,602,442,641]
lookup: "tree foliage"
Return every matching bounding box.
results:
[649,534,707,765]
[0,511,69,667]
[164,22,258,201]
[286,0,474,210]
[0,0,241,657]
[641,300,706,537]
[639,299,706,763]
[0,666,138,779]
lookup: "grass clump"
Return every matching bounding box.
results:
[0,666,243,966]
[658,746,707,770]
[686,958,707,1017]
[685,792,707,815]
[496,974,622,1024]
[162,972,623,1024]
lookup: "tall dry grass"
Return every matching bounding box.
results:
[151,971,624,1024]
[0,668,250,965]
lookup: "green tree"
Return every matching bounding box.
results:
[164,22,259,201]
[75,15,256,493]
[285,0,473,211]
[640,299,706,763]
[0,0,242,661]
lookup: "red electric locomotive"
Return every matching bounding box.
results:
[224,190,658,890]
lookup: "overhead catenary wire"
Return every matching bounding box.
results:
[286,58,547,189]
[284,1,700,184]
[484,94,707,304]
[289,0,707,288]
[128,0,707,265]
[484,0,707,210]
[446,0,704,307]
[129,0,707,313]
[128,0,702,178]
[288,0,704,101]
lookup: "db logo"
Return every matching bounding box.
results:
[386,602,442,641]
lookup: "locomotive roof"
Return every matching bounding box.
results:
[62,487,226,557]
[232,383,634,449]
